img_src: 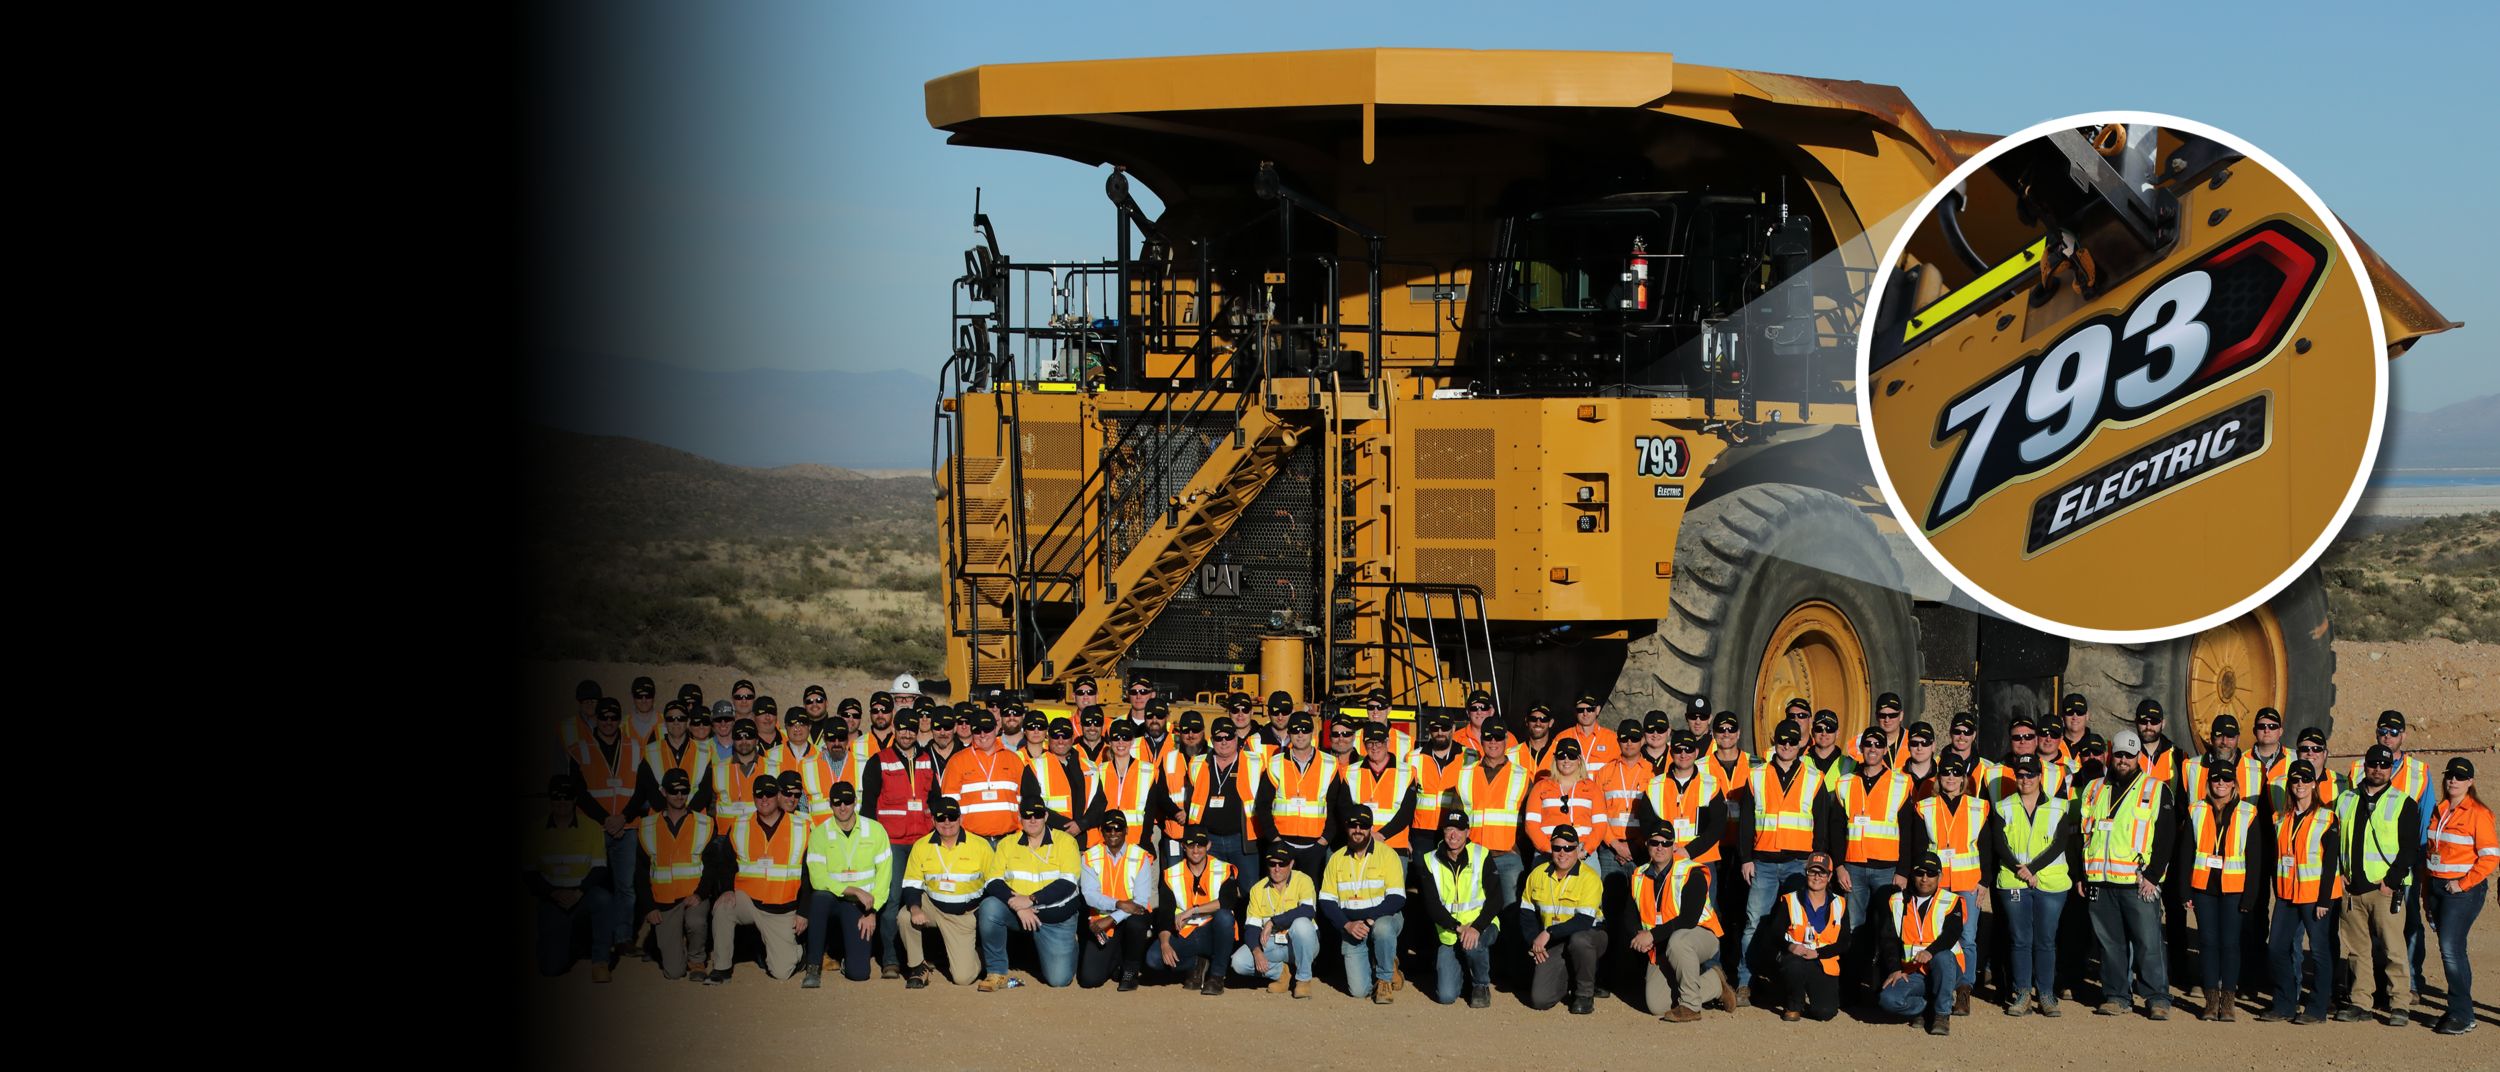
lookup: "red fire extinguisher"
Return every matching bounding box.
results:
[1628,237,1649,312]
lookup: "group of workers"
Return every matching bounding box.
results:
[528,672,2493,1035]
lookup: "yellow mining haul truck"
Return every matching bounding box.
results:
[921,49,2452,749]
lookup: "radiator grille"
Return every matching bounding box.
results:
[1415,488,1496,540]
[1413,427,1494,479]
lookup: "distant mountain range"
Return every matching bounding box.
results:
[2377,393,2498,472]
[526,426,929,545]
[534,354,939,470]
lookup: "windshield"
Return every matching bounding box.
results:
[1503,206,1672,317]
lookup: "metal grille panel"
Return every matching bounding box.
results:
[1415,488,1496,540]
[1023,421,1083,471]
[1414,427,1495,480]
[956,457,1004,484]
[1413,547,1497,593]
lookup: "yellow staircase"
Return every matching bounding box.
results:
[1037,403,1301,684]
[942,456,1020,688]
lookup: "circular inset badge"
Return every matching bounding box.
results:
[1858,113,2386,642]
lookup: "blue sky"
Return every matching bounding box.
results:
[546,0,2495,414]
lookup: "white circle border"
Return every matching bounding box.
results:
[1853,110,2390,645]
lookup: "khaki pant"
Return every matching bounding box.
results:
[1644,928,1724,1012]
[901,904,980,984]
[653,897,711,979]
[711,892,802,979]
[2340,886,2412,1009]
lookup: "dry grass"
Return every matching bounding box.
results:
[2321,510,2499,642]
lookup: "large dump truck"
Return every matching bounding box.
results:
[920,49,2454,750]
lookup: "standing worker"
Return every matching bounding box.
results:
[2180,760,2259,1020]
[1257,712,1343,879]
[864,711,942,979]
[2081,728,2179,1019]
[1990,755,2077,1017]
[943,713,1027,846]
[1737,720,1841,1007]
[2258,760,2342,1024]
[2423,758,2493,1035]
[2333,743,2422,1026]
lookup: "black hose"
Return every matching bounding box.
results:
[1939,185,1990,274]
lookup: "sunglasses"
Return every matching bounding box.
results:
[2016,770,2039,779]
[1714,727,1738,735]
[2298,745,2326,753]
[1671,745,1698,754]
[1330,730,1355,738]
[664,786,690,794]
[1290,728,1312,735]
[2255,723,2282,731]
[2009,733,2035,742]
[631,691,655,698]
[712,715,736,724]
[778,788,803,797]
[1878,710,1901,719]
[1527,714,1553,722]
[596,714,620,723]
[1213,733,1237,742]
[1048,731,1073,740]
[2137,717,2163,725]
[734,732,759,741]
[2290,776,2318,785]
[1951,726,1975,735]
[2367,760,2393,769]
[1367,703,1388,710]
[664,715,688,723]
[806,698,826,706]
[1129,688,1151,695]
[1574,705,1596,712]
[1646,838,1674,849]
[1075,687,1097,695]
[2446,773,2471,781]
[1468,703,1491,711]
[2377,729,2402,737]
[733,692,755,700]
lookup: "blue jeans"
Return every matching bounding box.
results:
[1431,921,1500,1003]
[2087,882,2169,1006]
[976,899,1077,986]
[535,887,617,975]
[1153,910,1238,974]
[1740,860,1805,987]
[1948,892,1981,982]
[1339,912,1405,997]
[805,891,875,980]
[1999,885,2068,999]
[876,852,910,969]
[2429,883,2484,1028]
[2404,877,2427,994]
[1843,864,1893,931]
[1878,955,1961,1019]
[603,831,638,948]
[2189,890,2245,992]
[2267,901,2333,1018]
[1209,832,1257,882]
[1233,917,1320,981]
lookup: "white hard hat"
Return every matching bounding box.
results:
[891,673,921,696]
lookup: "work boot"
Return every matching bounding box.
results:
[1266,970,1290,995]
[1372,988,1395,1005]
[2329,1005,2367,1023]
[1663,1006,1701,1023]
[2292,1010,2323,1025]
[2217,989,2236,1022]
[2006,989,2032,1016]
[1117,965,1139,992]
[2039,995,2062,1017]
[801,965,822,989]
[591,960,613,984]
[1568,990,1595,1015]
[1201,961,1226,997]
[1732,984,1749,1008]
[1468,984,1492,1009]
[1391,966,1403,993]
[977,975,1004,993]
[1183,959,1207,991]
[705,968,733,986]
[1954,985,1971,1016]
[880,963,903,980]
[1292,976,1314,999]
[1719,973,1738,1014]
[2254,1007,2289,1023]
[2147,1002,2171,1021]
[687,958,708,984]
[905,967,930,990]
[2383,1008,2409,1028]
[1928,1013,1951,1036]
[1781,1009,1802,1022]
[2197,987,2216,1020]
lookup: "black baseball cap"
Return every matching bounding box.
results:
[1479,721,1509,741]
[2377,710,2407,732]
[1362,724,1389,744]
[2204,760,2236,784]
[2252,707,2282,729]
[1098,812,1127,832]
[1552,738,1582,760]
[1644,715,1675,735]
[1466,690,1494,707]
[596,696,622,716]
[2446,757,2475,780]
[1859,728,1887,750]
[1177,712,1206,733]
[1712,712,1739,733]
[1268,693,1295,714]
[2134,699,2164,724]
[1047,719,1075,739]
[776,770,805,793]
[2287,759,2318,783]
[1812,711,1839,733]
[1547,824,1581,847]
[828,782,858,805]
[2009,755,2042,777]
[1345,805,1375,829]
[1670,730,1703,751]
[1080,706,1105,726]
[1264,845,1295,865]
[1685,696,1711,718]
[2060,693,2089,715]
[1286,713,1316,733]
[2078,732,2107,756]
[2296,726,2327,747]
[805,685,829,702]
[1181,826,1211,846]
[1784,697,1811,715]
[630,676,656,696]
[1209,717,1238,739]
[660,769,692,791]
[731,718,759,741]
[751,773,781,796]
[1948,712,1977,732]
[1772,722,1803,746]
[1905,722,1936,744]
[1618,717,1645,737]
[676,682,702,699]
[754,696,779,715]
[1803,851,1835,874]
[931,797,963,821]
[869,691,893,707]
[1109,721,1139,741]
[1145,701,1171,720]
[836,697,860,715]
[1876,693,1904,714]
[575,679,602,701]
[1937,755,1968,777]
[1910,852,1943,877]
[971,714,999,733]
[1439,810,1470,830]
[2207,713,2238,736]
[1020,801,1051,820]
[2365,744,2396,767]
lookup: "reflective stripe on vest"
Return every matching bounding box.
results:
[1898,890,1963,972]
[1186,752,1263,824]
[1751,762,1823,854]
[639,812,713,901]
[2083,775,2160,883]
[1783,891,1843,975]
[1631,858,1720,949]
[646,737,710,792]
[2187,800,2257,894]
[1084,843,1150,903]
[1916,794,1989,890]
[1460,763,1531,850]
[731,816,806,903]
[1645,767,1722,862]
[1842,770,1911,863]
[1269,754,1338,839]
[1324,849,1397,913]
[573,737,637,810]
[2426,799,2499,878]
[906,837,990,903]
[1424,843,1489,945]
[2335,788,2409,886]
[1994,795,2071,892]
[2275,807,2336,903]
[1524,862,1603,928]
[1346,761,1415,847]
[1164,859,1231,937]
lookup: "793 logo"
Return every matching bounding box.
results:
[1634,435,1687,477]
[1925,221,2326,532]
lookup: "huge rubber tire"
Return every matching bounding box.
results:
[1609,483,1921,752]
[2065,565,2337,747]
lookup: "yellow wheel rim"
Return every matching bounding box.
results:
[1755,600,1873,749]
[2189,606,2288,744]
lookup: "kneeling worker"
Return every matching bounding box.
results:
[1632,828,1732,1021]
[1235,845,1321,997]
[1877,852,1965,1035]
[1522,824,1609,1013]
